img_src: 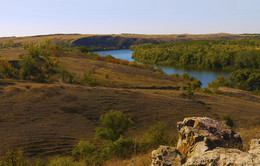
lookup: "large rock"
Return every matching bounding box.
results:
[249,139,260,155]
[151,146,186,166]
[151,117,260,166]
[184,147,260,166]
[176,117,242,158]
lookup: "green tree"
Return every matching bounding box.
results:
[72,140,96,160]
[100,137,134,159]
[208,75,231,88]
[95,110,134,141]
[77,46,89,53]
[19,41,58,82]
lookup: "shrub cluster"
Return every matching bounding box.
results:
[0,40,15,48]
[208,69,260,93]
[70,110,176,165]
[0,40,102,86]
[0,39,59,82]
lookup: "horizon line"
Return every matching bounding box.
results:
[1,32,260,38]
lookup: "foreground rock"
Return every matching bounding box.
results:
[151,146,185,166]
[151,117,260,166]
[177,117,242,158]
[184,147,260,166]
[249,139,260,155]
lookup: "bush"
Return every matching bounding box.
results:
[104,55,115,61]
[182,86,194,98]
[80,71,98,86]
[208,75,231,88]
[72,141,95,159]
[0,147,30,166]
[209,69,260,92]
[77,46,89,53]
[138,123,167,153]
[0,61,18,79]
[155,67,165,74]
[72,140,100,165]
[190,79,202,90]
[129,61,140,68]
[100,137,134,160]
[179,85,186,91]
[19,41,58,82]
[70,110,135,164]
[95,110,134,141]
[60,68,77,84]
[171,73,180,78]
[182,72,191,81]
[221,115,234,128]
[203,88,213,93]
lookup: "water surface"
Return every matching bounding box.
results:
[94,49,230,87]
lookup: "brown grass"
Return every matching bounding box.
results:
[103,153,151,166]
[58,56,186,88]
[0,82,259,158]
[238,126,260,151]
[0,48,27,60]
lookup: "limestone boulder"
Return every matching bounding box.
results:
[184,147,260,166]
[151,117,259,166]
[151,145,186,166]
[176,117,242,158]
[248,139,260,155]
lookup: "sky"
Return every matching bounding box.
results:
[1,0,260,37]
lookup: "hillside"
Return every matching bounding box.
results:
[0,81,259,158]
[0,34,259,162]
[0,33,256,51]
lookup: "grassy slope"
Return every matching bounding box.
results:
[58,56,186,88]
[0,81,259,158]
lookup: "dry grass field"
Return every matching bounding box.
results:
[0,81,259,158]
[58,56,186,88]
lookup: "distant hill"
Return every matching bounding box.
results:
[0,33,256,51]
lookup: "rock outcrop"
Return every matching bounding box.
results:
[184,147,260,166]
[151,146,186,166]
[177,117,242,159]
[249,139,260,155]
[151,117,260,166]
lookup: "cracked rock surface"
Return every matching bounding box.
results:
[151,117,260,166]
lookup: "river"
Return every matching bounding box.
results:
[94,49,231,87]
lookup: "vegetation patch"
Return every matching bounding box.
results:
[131,39,260,70]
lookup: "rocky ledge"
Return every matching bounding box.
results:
[151,117,260,166]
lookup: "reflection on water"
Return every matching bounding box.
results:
[94,49,231,87]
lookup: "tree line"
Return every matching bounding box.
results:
[131,39,260,92]
[130,39,260,70]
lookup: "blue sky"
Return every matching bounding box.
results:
[1,0,260,37]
